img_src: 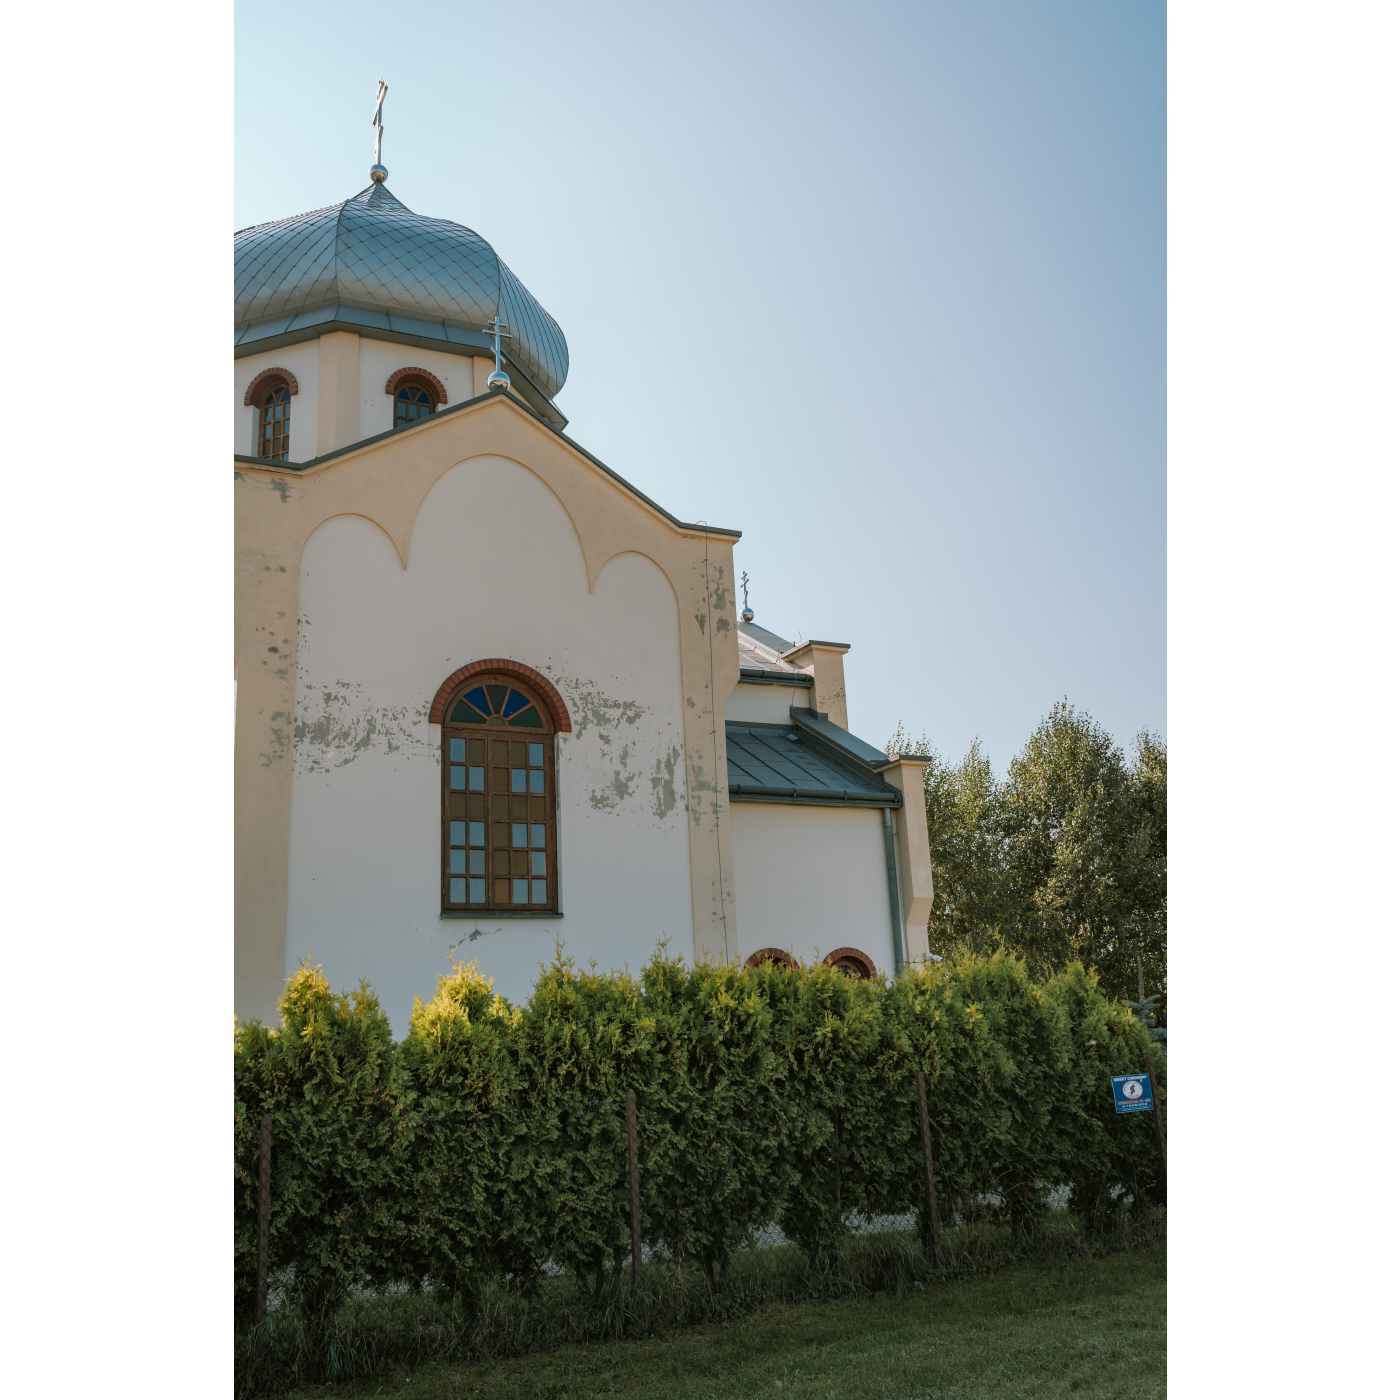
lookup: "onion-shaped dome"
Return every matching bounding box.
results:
[235,182,568,400]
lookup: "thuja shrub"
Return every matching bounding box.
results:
[635,952,788,1280]
[234,946,1163,1317]
[387,961,532,1306]
[233,964,400,1321]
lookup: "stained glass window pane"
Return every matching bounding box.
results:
[531,851,546,877]
[449,738,466,763]
[492,741,510,764]
[495,878,510,903]
[450,766,466,790]
[449,849,466,875]
[485,685,508,714]
[493,767,509,791]
[507,706,543,729]
[469,767,485,791]
[512,823,527,848]
[529,770,545,794]
[511,769,527,793]
[532,879,547,904]
[398,388,411,399]
[502,690,529,718]
[530,823,546,849]
[470,878,486,903]
[468,821,485,846]
[529,744,544,766]
[450,877,466,903]
[513,878,529,904]
[466,688,491,715]
[450,821,466,846]
[469,849,485,875]
[450,700,487,723]
[493,822,509,848]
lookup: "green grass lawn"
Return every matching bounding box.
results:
[287,1242,1165,1400]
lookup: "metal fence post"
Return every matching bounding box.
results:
[256,1113,272,1358]
[1143,1054,1167,1186]
[626,1089,643,1286]
[914,1071,943,1268]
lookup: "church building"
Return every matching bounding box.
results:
[234,143,934,1033]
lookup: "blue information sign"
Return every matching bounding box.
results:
[1111,1073,1153,1113]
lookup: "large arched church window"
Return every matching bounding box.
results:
[258,381,292,461]
[442,676,557,913]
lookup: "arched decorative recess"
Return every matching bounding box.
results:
[430,659,571,732]
[744,947,798,970]
[385,366,447,404]
[243,366,299,405]
[823,947,877,980]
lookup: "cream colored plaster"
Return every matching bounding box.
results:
[235,392,739,1025]
[234,344,319,462]
[286,499,691,1031]
[879,758,934,966]
[724,682,811,725]
[356,339,482,441]
[316,332,362,455]
[728,803,895,975]
[784,642,850,727]
[472,356,495,398]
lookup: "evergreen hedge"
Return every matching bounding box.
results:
[234,947,1163,1321]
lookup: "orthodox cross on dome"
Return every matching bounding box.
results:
[483,314,514,393]
[741,571,754,623]
[370,80,389,183]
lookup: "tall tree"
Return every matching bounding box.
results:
[891,704,1166,1006]
[890,724,1010,957]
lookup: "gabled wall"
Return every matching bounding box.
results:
[235,392,742,1027]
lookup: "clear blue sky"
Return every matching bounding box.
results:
[235,0,1164,775]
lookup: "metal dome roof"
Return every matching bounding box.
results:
[234,182,569,400]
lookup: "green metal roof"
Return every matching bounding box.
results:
[726,723,900,807]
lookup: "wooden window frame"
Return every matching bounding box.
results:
[392,376,438,430]
[257,380,292,461]
[441,673,559,915]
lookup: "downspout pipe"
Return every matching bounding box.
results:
[882,807,908,974]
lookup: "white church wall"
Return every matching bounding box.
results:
[234,344,320,462]
[285,455,693,1035]
[729,802,897,977]
[724,681,812,726]
[356,339,482,442]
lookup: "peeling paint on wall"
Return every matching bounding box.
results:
[292,613,434,774]
[557,674,686,825]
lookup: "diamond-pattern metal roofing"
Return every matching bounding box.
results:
[726,724,898,805]
[235,183,568,399]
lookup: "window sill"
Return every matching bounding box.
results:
[440,910,564,920]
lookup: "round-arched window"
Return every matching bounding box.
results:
[259,382,292,461]
[442,676,556,913]
[823,947,877,980]
[395,381,436,428]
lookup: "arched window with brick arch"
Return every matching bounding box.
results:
[435,664,570,915]
[244,368,298,462]
[823,947,877,980]
[386,367,447,429]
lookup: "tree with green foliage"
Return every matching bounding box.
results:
[890,702,1166,1007]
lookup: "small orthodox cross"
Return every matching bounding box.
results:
[741,571,754,622]
[371,80,389,170]
[490,316,518,380]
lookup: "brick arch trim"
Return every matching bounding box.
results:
[823,946,877,980]
[386,366,448,405]
[744,947,799,970]
[243,367,299,406]
[430,660,572,732]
